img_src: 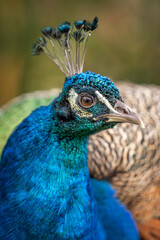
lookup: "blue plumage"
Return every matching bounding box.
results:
[0,99,96,239]
[92,179,140,240]
[0,72,141,239]
[0,18,143,239]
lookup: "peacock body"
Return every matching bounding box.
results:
[0,72,142,239]
[1,83,160,239]
[0,18,144,239]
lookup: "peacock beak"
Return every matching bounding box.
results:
[93,97,145,128]
[106,99,145,128]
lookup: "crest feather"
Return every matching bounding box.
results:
[32,17,98,77]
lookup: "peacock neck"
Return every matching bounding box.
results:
[50,104,90,176]
[49,131,90,180]
[44,131,98,239]
[58,136,89,168]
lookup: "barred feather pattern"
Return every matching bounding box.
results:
[88,83,160,223]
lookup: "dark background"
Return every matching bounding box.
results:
[0,0,160,106]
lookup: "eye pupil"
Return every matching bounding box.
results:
[84,97,90,103]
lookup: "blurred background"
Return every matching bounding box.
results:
[0,0,160,106]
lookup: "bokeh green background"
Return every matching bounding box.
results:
[0,0,160,106]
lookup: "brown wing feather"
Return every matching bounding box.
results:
[88,83,160,224]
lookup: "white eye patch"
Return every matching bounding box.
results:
[68,88,93,118]
[95,90,119,114]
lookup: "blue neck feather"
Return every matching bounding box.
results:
[0,103,99,239]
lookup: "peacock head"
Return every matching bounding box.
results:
[32,17,144,137]
[53,71,144,137]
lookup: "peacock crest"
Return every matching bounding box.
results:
[32,17,98,77]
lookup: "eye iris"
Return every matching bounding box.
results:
[81,96,93,107]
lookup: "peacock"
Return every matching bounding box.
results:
[0,17,145,239]
[1,83,160,240]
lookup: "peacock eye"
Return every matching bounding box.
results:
[78,93,95,108]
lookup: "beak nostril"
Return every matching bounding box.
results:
[115,107,129,114]
[114,100,131,114]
